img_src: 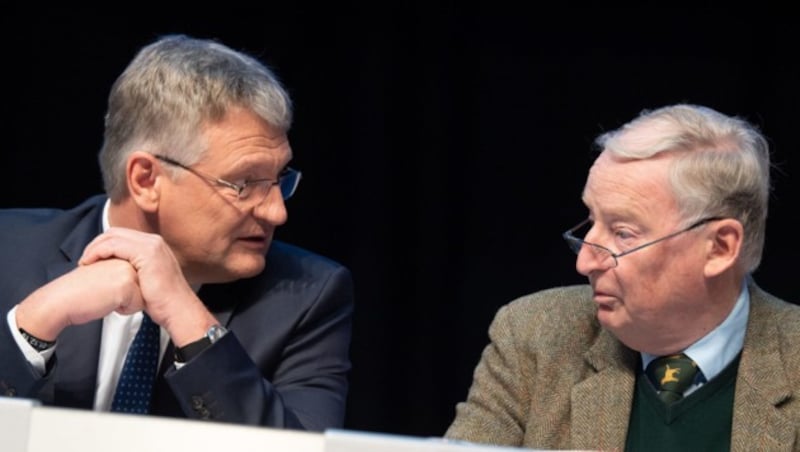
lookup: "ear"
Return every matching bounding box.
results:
[126,151,162,213]
[703,218,744,278]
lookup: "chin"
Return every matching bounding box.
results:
[193,257,266,284]
[226,258,266,280]
[596,310,622,332]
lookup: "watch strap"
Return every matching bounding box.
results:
[174,336,211,363]
[19,328,56,352]
[173,324,227,363]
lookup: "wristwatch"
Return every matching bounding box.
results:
[19,328,56,352]
[174,324,228,363]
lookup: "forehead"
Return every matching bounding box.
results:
[583,152,679,222]
[199,107,292,169]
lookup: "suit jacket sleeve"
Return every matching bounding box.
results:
[445,302,529,447]
[162,262,354,431]
[444,285,616,450]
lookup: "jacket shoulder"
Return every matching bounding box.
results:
[265,240,352,285]
[491,284,599,349]
[0,195,105,247]
[504,284,596,319]
[225,240,354,304]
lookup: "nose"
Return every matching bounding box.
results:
[252,186,288,226]
[575,244,598,276]
[575,242,613,276]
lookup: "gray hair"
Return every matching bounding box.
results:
[99,34,293,200]
[595,104,771,273]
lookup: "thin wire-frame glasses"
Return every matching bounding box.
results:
[153,154,301,203]
[562,216,726,269]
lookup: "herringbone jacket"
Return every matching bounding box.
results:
[446,283,800,451]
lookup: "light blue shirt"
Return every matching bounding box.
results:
[642,278,749,395]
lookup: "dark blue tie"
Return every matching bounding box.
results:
[111,313,160,414]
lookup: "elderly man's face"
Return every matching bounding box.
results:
[575,151,716,355]
[156,106,293,284]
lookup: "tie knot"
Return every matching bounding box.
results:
[645,353,699,404]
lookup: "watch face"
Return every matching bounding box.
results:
[207,324,228,342]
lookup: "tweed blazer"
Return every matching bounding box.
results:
[446,283,800,451]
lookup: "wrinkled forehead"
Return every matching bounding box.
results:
[197,107,293,166]
[583,151,679,219]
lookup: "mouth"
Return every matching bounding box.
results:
[237,234,269,250]
[591,289,617,310]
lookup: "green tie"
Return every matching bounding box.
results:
[645,353,699,404]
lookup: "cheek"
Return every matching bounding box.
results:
[193,197,241,229]
[614,262,664,311]
[172,204,241,250]
[617,254,697,317]
[203,211,242,245]
[205,207,230,228]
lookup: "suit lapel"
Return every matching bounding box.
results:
[572,328,637,451]
[47,198,105,409]
[569,283,798,450]
[731,285,796,450]
[196,282,238,326]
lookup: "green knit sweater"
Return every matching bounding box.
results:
[625,355,741,452]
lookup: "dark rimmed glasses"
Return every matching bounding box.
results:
[153,154,301,205]
[562,216,726,269]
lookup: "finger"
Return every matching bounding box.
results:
[80,228,142,266]
[79,230,118,265]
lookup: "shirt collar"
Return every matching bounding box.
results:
[641,278,749,382]
[102,198,111,232]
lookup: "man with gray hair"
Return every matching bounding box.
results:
[0,34,354,431]
[446,104,800,450]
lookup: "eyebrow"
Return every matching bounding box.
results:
[224,158,293,178]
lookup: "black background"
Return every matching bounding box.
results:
[3,6,798,438]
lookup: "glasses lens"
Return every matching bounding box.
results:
[564,235,584,255]
[586,243,616,268]
[563,220,617,269]
[237,183,253,200]
[279,169,301,200]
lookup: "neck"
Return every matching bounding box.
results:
[107,196,156,232]
[650,274,744,356]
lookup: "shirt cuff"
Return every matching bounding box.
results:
[7,305,54,375]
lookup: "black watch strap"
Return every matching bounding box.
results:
[174,336,211,363]
[19,328,56,352]
[174,324,227,363]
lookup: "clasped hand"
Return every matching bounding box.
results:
[16,227,209,345]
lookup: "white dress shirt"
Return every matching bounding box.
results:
[6,199,170,411]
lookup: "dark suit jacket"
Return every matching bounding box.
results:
[445,283,800,451]
[0,195,354,431]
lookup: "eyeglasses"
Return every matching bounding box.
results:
[562,216,726,269]
[153,154,301,204]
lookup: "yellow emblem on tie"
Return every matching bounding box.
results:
[661,365,681,385]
